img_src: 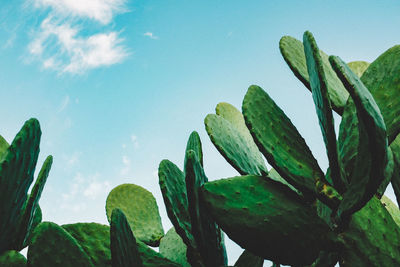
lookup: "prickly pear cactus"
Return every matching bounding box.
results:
[106,183,164,247]
[4,29,400,267]
[198,30,400,266]
[0,119,52,255]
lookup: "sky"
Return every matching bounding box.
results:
[1,0,400,265]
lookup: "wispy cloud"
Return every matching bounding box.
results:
[28,0,129,74]
[143,32,158,40]
[34,0,126,24]
[84,180,111,199]
[61,172,112,212]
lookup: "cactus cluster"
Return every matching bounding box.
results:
[199,31,400,266]
[2,30,400,266]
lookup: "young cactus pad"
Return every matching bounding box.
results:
[347,61,370,77]
[330,55,388,220]
[204,102,267,176]
[279,35,348,114]
[106,183,164,247]
[303,31,346,192]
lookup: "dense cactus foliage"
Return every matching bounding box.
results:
[2,30,400,266]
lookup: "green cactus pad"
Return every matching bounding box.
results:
[0,250,26,267]
[234,250,264,267]
[339,197,400,267]
[106,183,164,247]
[185,150,227,266]
[377,148,394,197]
[279,35,348,114]
[11,155,52,250]
[65,220,179,267]
[63,223,111,267]
[201,175,336,266]
[27,222,93,267]
[242,85,325,199]
[158,160,199,259]
[330,55,387,220]
[337,100,359,182]
[0,135,8,158]
[380,195,400,227]
[159,228,190,267]
[0,118,41,253]
[204,102,267,175]
[303,31,346,192]
[110,208,143,267]
[347,61,370,77]
[186,131,203,167]
[360,45,400,143]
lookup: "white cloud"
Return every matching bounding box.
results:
[34,0,127,24]
[143,32,158,40]
[84,180,111,199]
[28,0,129,74]
[43,57,58,69]
[29,17,128,74]
[61,172,112,212]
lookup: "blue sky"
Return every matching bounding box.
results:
[2,0,400,264]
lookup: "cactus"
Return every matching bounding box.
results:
[3,29,400,267]
[347,61,370,77]
[279,35,349,114]
[110,208,143,267]
[94,30,400,266]
[204,103,267,176]
[199,31,400,266]
[0,250,27,267]
[27,222,94,267]
[158,131,227,267]
[0,119,52,255]
[62,223,112,267]
[159,228,191,267]
[105,183,164,247]
[201,175,337,266]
